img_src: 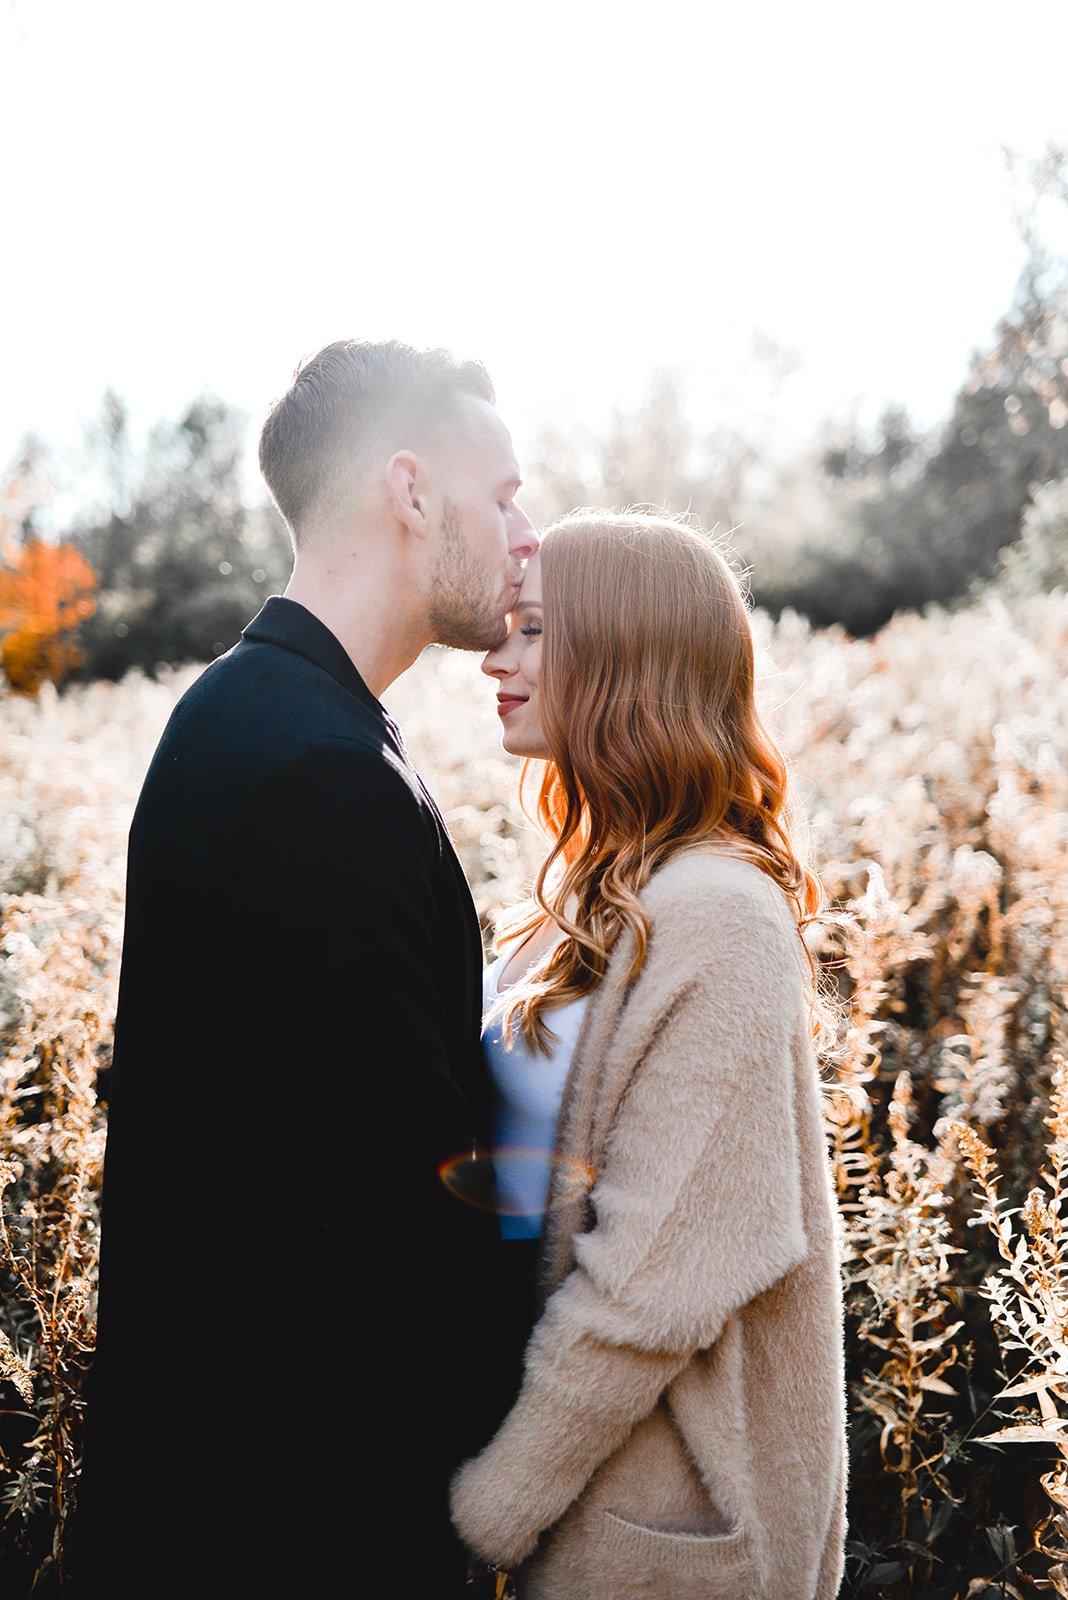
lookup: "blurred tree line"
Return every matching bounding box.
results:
[0,394,291,685]
[0,147,1065,687]
[523,146,1068,634]
[68,392,291,679]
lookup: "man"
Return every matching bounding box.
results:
[74,341,539,1597]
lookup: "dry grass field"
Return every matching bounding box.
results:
[1,590,1067,1596]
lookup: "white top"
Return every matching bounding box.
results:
[482,954,589,1240]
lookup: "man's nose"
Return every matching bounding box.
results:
[509,504,539,556]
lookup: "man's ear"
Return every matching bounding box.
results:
[386,450,431,537]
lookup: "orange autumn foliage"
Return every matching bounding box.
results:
[0,537,98,694]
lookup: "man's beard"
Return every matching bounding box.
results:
[427,497,512,651]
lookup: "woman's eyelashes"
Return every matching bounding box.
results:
[520,623,542,640]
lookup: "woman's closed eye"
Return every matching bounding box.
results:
[520,623,542,639]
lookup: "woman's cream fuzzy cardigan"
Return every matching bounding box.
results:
[451,850,847,1600]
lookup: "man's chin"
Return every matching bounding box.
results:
[481,612,511,652]
[428,610,509,653]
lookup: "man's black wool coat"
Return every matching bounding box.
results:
[73,597,525,1597]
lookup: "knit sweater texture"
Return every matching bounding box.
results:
[451,850,847,1599]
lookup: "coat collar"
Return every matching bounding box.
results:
[241,596,386,721]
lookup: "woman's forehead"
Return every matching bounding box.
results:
[516,552,542,605]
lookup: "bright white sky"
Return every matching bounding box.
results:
[3,0,1068,502]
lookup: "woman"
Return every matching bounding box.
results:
[451,512,846,1600]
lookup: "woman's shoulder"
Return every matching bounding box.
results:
[642,847,785,912]
[640,848,800,964]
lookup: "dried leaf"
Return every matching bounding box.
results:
[911,1322,966,1351]
[1042,1470,1068,1511]
[985,1520,1019,1565]
[0,1328,33,1405]
[1001,1375,1068,1400]
[1038,1386,1063,1423]
[979,1422,1068,1444]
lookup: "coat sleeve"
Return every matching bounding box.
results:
[211,732,505,1310]
[450,885,811,1569]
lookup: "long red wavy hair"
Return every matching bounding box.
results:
[494,510,827,1052]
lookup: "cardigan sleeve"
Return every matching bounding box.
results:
[450,880,811,1568]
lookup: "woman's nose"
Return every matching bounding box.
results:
[481,649,510,680]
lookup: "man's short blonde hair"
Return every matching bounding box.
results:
[259,339,494,542]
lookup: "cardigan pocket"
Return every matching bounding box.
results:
[593,1508,757,1599]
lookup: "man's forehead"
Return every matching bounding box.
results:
[455,394,519,471]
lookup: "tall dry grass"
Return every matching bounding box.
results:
[0,592,1066,1596]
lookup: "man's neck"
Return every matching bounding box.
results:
[283,566,428,699]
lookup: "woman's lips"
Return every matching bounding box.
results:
[497,695,528,717]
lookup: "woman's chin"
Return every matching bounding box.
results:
[502,732,549,761]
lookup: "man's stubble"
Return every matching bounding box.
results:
[427,495,512,652]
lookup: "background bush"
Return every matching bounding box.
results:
[1,591,1068,1596]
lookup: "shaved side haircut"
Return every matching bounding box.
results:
[259,339,495,544]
